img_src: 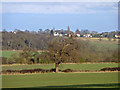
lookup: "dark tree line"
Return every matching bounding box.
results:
[1,29,119,50]
[1,30,54,50]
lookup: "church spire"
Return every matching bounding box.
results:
[68,26,70,35]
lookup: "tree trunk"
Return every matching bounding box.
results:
[55,63,59,72]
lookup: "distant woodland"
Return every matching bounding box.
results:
[1,30,119,64]
[1,29,119,50]
[2,30,54,50]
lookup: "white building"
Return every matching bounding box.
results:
[54,32,59,36]
[12,31,17,34]
[59,34,63,37]
[83,34,92,38]
[75,33,80,37]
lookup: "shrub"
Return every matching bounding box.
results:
[2,68,62,74]
[50,68,56,72]
[100,67,120,71]
[1,57,8,64]
[62,69,74,72]
[8,61,16,64]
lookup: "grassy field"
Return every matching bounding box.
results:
[1,38,119,88]
[2,63,118,71]
[2,51,20,58]
[79,37,118,51]
[2,72,119,88]
[89,39,118,51]
[89,37,119,41]
[2,50,42,58]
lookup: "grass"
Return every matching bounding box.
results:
[1,38,119,88]
[2,51,20,58]
[89,40,118,51]
[2,50,42,58]
[90,37,119,41]
[2,72,119,88]
[2,63,118,71]
[79,37,118,51]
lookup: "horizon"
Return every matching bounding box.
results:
[1,27,118,34]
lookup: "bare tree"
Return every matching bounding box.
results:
[46,37,81,72]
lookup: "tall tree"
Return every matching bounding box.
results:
[38,29,42,34]
[50,29,54,36]
[75,29,80,34]
[46,37,81,72]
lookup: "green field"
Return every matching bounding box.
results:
[2,50,42,58]
[2,72,119,88]
[1,39,119,88]
[2,63,118,71]
[2,51,20,58]
[89,40,118,51]
[79,37,118,51]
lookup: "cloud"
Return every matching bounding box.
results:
[2,2,118,14]
[1,0,120,2]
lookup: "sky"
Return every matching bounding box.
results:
[2,2,118,33]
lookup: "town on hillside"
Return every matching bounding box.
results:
[3,26,120,39]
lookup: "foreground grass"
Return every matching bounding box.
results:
[2,72,118,88]
[2,63,118,71]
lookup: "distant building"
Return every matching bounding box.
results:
[59,33,63,37]
[64,34,68,36]
[83,34,92,38]
[75,33,80,37]
[115,34,120,38]
[53,30,64,37]
[53,32,59,36]
[12,31,17,34]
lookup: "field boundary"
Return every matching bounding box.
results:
[1,71,119,75]
[1,62,119,66]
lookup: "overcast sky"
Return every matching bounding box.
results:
[2,2,118,32]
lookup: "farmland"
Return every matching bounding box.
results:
[2,50,21,58]
[1,38,119,88]
[2,50,43,58]
[79,37,118,51]
[2,72,119,88]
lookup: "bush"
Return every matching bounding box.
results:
[1,57,8,64]
[2,68,57,74]
[8,62,16,64]
[62,69,74,72]
[50,68,56,72]
[100,67,120,71]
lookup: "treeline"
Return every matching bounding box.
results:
[2,40,119,65]
[1,29,120,50]
[2,30,54,50]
